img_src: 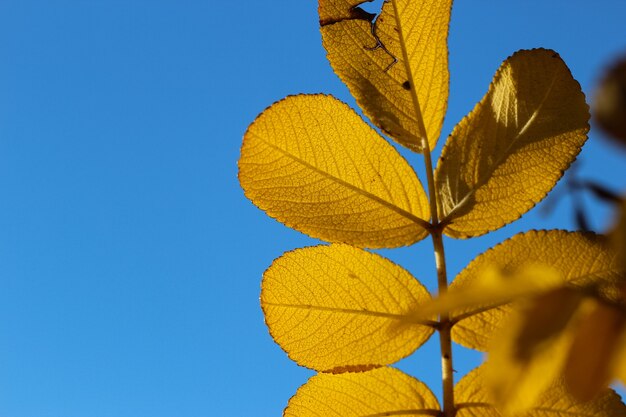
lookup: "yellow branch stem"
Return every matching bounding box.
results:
[388,1,454,413]
[422,136,455,417]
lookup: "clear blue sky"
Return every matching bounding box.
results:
[0,1,625,416]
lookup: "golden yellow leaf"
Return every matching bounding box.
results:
[261,244,435,372]
[564,300,626,402]
[319,0,451,151]
[239,94,430,248]
[485,288,585,414]
[409,264,563,322]
[456,365,626,417]
[284,367,440,417]
[436,49,589,238]
[450,230,621,351]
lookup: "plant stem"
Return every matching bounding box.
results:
[432,230,455,417]
[421,138,455,417]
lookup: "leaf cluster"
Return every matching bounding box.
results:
[238,1,626,416]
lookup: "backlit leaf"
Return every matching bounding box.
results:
[239,94,430,248]
[409,264,563,322]
[319,0,452,151]
[285,367,440,417]
[262,244,435,372]
[456,365,626,417]
[436,49,589,238]
[450,230,621,351]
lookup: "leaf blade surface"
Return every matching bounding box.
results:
[239,94,429,248]
[262,244,434,372]
[456,365,626,417]
[450,230,621,351]
[319,0,452,151]
[285,367,440,417]
[436,49,589,238]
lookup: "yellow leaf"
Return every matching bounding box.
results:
[450,230,621,351]
[319,0,451,151]
[485,288,584,414]
[456,365,626,417]
[564,300,626,402]
[284,367,440,417]
[409,264,563,322]
[261,244,435,372]
[239,94,430,248]
[436,49,589,238]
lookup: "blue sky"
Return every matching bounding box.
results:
[0,1,625,416]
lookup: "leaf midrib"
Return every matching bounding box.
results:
[390,0,429,148]
[264,302,437,327]
[441,70,560,224]
[251,132,430,230]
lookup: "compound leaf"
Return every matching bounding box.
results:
[319,0,452,151]
[456,365,626,417]
[436,49,589,238]
[262,244,434,372]
[239,94,430,248]
[285,367,440,417]
[450,230,621,351]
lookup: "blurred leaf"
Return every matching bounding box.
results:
[409,264,562,322]
[262,244,434,372]
[239,94,430,248]
[319,0,452,151]
[582,180,622,204]
[610,198,626,272]
[450,230,621,351]
[456,365,626,417]
[285,367,440,417]
[564,300,626,402]
[594,56,626,144]
[485,288,584,414]
[436,49,589,238]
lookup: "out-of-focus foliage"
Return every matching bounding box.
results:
[594,57,626,144]
[456,365,626,417]
[448,230,621,351]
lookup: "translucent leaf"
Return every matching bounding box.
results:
[408,264,563,322]
[239,94,430,248]
[456,365,626,417]
[485,288,584,414]
[436,49,590,238]
[319,0,452,151]
[450,230,621,351]
[285,367,440,417]
[262,244,435,372]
